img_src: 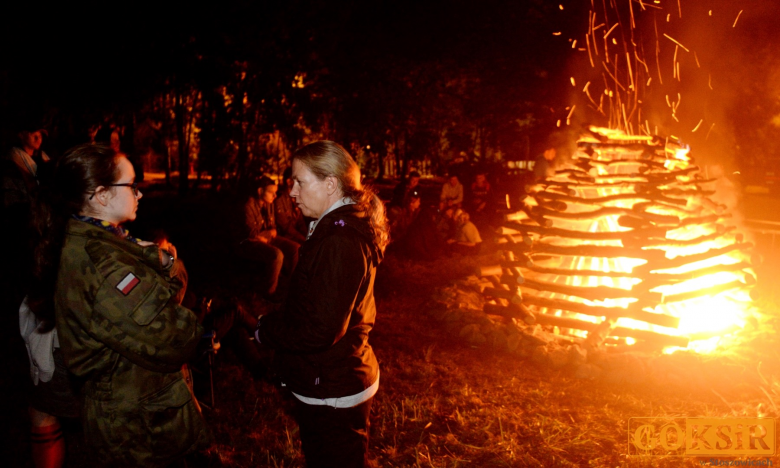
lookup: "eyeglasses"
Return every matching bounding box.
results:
[89,182,139,200]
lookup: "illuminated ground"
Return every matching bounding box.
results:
[3,189,780,467]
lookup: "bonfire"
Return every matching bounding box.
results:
[479,126,757,354]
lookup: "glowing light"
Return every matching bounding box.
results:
[733,10,743,27]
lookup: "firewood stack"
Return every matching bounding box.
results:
[478,126,757,352]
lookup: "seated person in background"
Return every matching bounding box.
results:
[391,170,421,208]
[240,176,300,298]
[469,172,490,213]
[435,205,457,242]
[391,196,443,261]
[273,167,307,244]
[447,209,482,255]
[439,174,463,211]
[534,131,573,182]
[388,193,421,240]
[5,117,51,206]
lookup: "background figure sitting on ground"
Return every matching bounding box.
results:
[274,166,307,244]
[240,176,300,299]
[4,116,51,209]
[391,169,420,208]
[388,193,421,241]
[390,194,444,261]
[447,209,482,255]
[467,171,492,224]
[439,174,463,211]
[533,130,574,182]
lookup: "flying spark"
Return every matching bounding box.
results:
[733,10,743,27]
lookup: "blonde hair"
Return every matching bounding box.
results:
[293,141,389,251]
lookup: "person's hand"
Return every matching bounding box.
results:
[158,239,178,259]
[137,240,155,247]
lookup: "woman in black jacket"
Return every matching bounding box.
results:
[256,141,388,468]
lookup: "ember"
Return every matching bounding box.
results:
[479,126,757,354]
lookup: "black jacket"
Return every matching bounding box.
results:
[258,203,382,399]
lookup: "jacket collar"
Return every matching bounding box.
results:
[307,197,354,239]
[308,204,383,264]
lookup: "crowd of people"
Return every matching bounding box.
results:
[2,120,388,467]
[2,110,567,467]
[387,169,495,261]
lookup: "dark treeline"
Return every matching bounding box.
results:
[1,0,585,194]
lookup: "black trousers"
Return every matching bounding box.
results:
[293,397,373,468]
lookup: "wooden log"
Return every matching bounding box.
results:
[531,205,678,226]
[531,243,667,262]
[483,287,521,302]
[533,313,599,332]
[483,303,535,324]
[500,221,667,242]
[520,277,663,302]
[519,263,638,278]
[476,265,503,277]
[578,158,667,170]
[631,201,698,216]
[618,215,654,230]
[610,327,690,348]
[634,242,753,273]
[565,165,699,184]
[498,240,532,255]
[537,199,568,212]
[535,190,688,207]
[521,203,552,227]
[521,295,679,328]
[635,185,716,197]
[621,227,735,249]
[662,280,747,304]
[677,213,730,227]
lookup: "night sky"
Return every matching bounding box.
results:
[2,0,779,171]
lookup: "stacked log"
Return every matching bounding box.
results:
[480,126,756,352]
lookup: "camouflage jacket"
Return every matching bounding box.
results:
[55,219,207,466]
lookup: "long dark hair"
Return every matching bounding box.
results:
[292,141,389,252]
[29,144,120,328]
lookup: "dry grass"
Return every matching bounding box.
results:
[192,252,780,467]
[6,192,780,467]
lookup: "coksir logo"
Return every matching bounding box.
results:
[628,418,775,457]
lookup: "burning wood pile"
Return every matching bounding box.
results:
[477,126,757,354]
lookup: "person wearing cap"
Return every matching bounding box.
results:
[241,176,300,299]
[274,167,308,244]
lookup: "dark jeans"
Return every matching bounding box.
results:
[294,397,373,468]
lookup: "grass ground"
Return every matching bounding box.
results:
[5,188,780,467]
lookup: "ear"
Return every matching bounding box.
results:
[325,176,339,196]
[92,186,112,207]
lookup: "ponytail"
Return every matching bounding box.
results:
[28,144,119,329]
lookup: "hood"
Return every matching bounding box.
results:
[315,204,384,264]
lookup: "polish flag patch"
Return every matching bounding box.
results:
[116,273,140,296]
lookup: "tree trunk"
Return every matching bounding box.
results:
[175,90,190,196]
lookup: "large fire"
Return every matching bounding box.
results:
[489,126,756,354]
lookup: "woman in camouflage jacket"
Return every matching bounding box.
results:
[33,144,207,467]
